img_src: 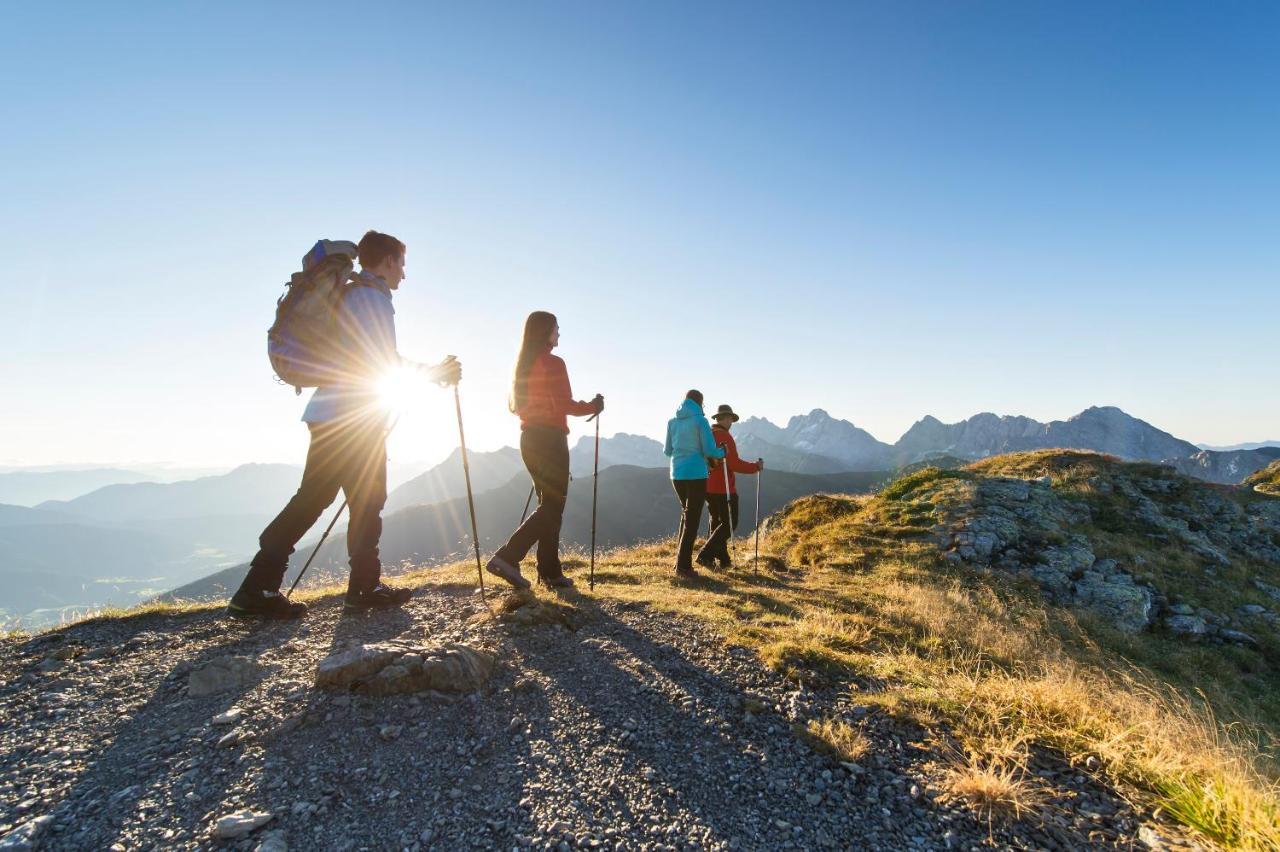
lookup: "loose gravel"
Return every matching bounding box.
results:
[0,584,1200,850]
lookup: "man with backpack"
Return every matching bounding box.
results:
[229,230,461,619]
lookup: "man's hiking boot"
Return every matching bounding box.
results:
[695,552,716,570]
[227,589,308,620]
[486,556,531,590]
[675,566,699,580]
[540,572,575,589]
[344,583,413,612]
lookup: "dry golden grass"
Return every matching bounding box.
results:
[940,750,1048,822]
[801,717,870,763]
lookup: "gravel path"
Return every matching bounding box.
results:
[0,584,1195,850]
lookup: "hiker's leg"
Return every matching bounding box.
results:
[730,493,740,532]
[675,478,686,544]
[699,493,729,563]
[530,431,570,577]
[343,420,388,593]
[496,427,563,567]
[242,423,344,592]
[674,479,705,571]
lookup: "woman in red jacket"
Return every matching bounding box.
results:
[487,311,603,589]
[697,404,763,569]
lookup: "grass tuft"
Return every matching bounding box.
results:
[801,717,870,763]
[940,749,1047,822]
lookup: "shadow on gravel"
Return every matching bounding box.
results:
[324,606,416,657]
[494,590,802,847]
[44,610,305,848]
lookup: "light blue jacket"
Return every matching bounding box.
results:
[664,399,725,481]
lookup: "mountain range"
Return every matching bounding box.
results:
[735,405,1277,485]
[0,468,159,507]
[5,404,1275,626]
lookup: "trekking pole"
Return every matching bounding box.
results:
[519,483,536,525]
[722,449,733,564]
[754,465,762,576]
[287,498,346,598]
[588,411,601,590]
[286,413,402,598]
[451,383,489,611]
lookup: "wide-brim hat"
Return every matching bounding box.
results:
[714,404,739,422]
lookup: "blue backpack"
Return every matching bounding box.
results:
[267,240,362,393]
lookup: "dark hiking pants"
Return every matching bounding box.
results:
[241,418,387,595]
[698,492,740,564]
[496,426,570,577]
[672,478,707,571]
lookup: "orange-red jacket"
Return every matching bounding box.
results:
[517,349,595,434]
[707,426,761,495]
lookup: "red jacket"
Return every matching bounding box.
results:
[706,426,761,495]
[517,349,595,433]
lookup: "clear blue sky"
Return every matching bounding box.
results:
[3,2,1277,467]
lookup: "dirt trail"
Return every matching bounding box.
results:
[0,583,1190,850]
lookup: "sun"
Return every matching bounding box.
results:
[376,364,425,415]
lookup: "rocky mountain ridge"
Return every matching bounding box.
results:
[775,450,1280,652]
[739,406,1275,484]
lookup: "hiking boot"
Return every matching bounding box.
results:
[695,552,716,570]
[227,589,308,620]
[718,557,733,570]
[344,582,413,612]
[675,566,699,580]
[540,572,575,589]
[486,556,531,590]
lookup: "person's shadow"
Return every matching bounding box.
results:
[9,606,306,849]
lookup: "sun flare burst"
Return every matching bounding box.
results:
[376,364,425,415]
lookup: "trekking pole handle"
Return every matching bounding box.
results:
[429,354,460,388]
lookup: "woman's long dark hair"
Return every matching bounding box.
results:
[510,311,558,414]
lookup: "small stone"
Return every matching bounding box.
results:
[805,793,822,805]
[189,656,264,698]
[212,709,243,726]
[378,725,402,740]
[254,830,288,852]
[0,815,53,850]
[213,809,273,839]
[1220,629,1260,648]
[1165,614,1208,637]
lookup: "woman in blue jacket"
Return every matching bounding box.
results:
[664,390,726,577]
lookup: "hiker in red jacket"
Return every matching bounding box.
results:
[487,310,603,589]
[697,404,763,569]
